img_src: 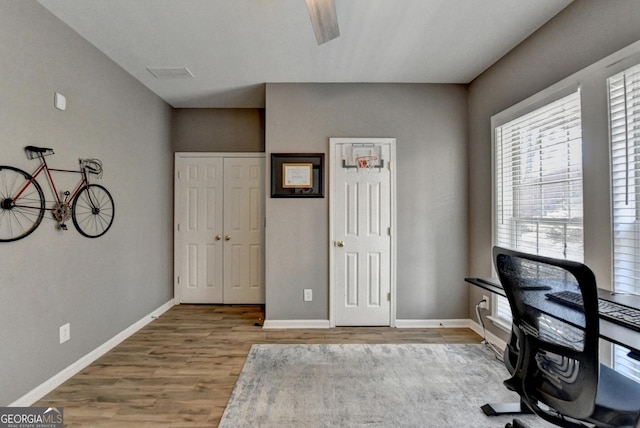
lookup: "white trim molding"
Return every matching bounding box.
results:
[264,318,493,331]
[486,315,512,334]
[396,319,507,353]
[469,319,508,352]
[395,319,471,329]
[10,299,175,407]
[262,320,331,329]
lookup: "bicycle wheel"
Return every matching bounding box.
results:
[71,184,115,238]
[0,166,45,242]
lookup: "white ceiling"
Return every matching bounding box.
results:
[37,0,572,108]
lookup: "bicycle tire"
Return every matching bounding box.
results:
[0,165,45,242]
[71,184,115,238]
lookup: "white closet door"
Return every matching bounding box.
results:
[175,154,265,304]
[222,157,265,304]
[175,156,224,303]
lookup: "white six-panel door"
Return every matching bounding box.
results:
[175,154,265,304]
[222,157,265,303]
[331,139,396,326]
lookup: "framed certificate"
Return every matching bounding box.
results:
[271,153,324,198]
[283,163,313,188]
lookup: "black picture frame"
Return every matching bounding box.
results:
[271,153,324,198]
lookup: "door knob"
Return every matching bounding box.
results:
[225,235,231,241]
[215,235,222,241]
[336,240,344,247]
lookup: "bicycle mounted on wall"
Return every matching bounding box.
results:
[0,146,115,242]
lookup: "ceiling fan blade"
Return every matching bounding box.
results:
[305,0,340,45]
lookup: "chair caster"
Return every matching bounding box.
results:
[506,419,530,428]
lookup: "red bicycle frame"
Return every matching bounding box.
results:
[13,154,90,210]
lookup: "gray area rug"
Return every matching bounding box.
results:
[219,343,556,428]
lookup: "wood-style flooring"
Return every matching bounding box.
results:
[35,304,482,427]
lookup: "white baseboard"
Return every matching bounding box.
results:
[10,299,175,407]
[395,319,470,328]
[469,319,507,352]
[264,318,472,329]
[262,319,331,329]
[395,318,507,352]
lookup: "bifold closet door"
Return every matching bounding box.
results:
[175,155,264,304]
[175,156,224,303]
[222,157,264,304]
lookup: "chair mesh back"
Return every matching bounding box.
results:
[494,247,600,419]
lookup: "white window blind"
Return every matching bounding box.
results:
[608,63,640,383]
[609,63,640,296]
[494,91,583,322]
[614,345,640,382]
[495,91,583,259]
[495,292,512,323]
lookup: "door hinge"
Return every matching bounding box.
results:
[177,223,180,232]
[177,276,180,284]
[387,292,391,301]
[388,227,391,236]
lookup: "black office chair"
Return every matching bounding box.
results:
[493,246,640,428]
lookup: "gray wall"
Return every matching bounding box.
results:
[265,83,468,321]
[0,1,173,405]
[9,0,640,407]
[172,108,265,152]
[468,0,640,339]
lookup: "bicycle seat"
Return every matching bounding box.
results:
[25,146,53,153]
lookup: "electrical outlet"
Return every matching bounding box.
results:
[59,323,70,344]
[479,295,490,310]
[303,289,313,302]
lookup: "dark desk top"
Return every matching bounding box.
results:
[466,277,506,297]
[465,277,640,354]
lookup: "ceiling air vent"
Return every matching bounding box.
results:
[147,67,194,79]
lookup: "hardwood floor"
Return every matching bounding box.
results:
[35,305,482,427]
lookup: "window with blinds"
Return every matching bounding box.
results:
[609,63,640,296]
[495,91,583,259]
[608,63,640,383]
[494,90,584,323]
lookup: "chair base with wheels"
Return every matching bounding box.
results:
[505,420,530,428]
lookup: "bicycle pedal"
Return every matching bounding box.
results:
[59,223,68,231]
